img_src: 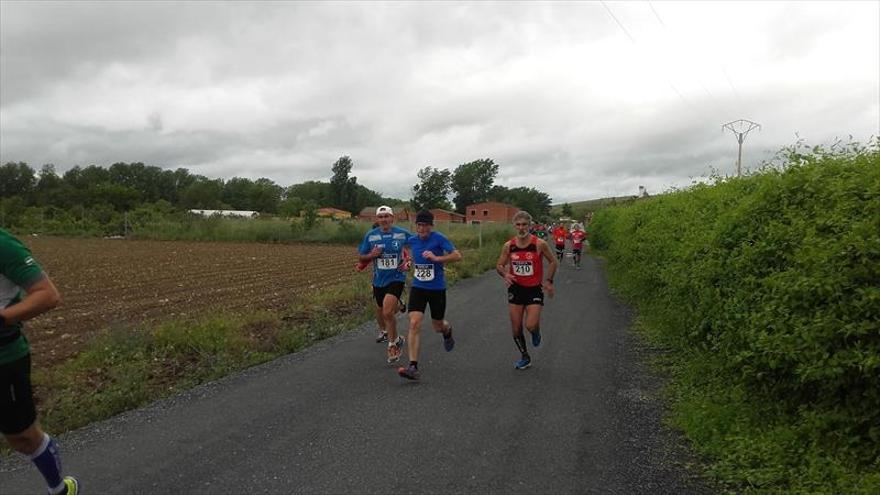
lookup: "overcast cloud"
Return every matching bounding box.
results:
[1,1,877,203]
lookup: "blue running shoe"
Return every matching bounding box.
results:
[398,364,420,380]
[514,357,531,370]
[530,329,541,347]
[442,326,455,352]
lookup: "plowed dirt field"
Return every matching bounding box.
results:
[20,236,359,366]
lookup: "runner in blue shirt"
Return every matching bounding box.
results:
[358,206,411,363]
[397,211,462,380]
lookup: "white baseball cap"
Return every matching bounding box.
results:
[376,205,393,215]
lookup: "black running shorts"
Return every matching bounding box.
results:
[555,244,565,254]
[373,281,405,308]
[508,283,544,306]
[572,247,582,255]
[407,287,447,320]
[0,353,37,435]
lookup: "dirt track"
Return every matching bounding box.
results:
[21,237,358,365]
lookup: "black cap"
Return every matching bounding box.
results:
[415,210,434,225]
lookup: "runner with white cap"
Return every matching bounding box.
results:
[357,206,411,363]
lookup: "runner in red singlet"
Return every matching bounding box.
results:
[551,223,568,262]
[570,223,587,269]
[496,211,558,370]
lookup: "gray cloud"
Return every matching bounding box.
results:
[1,1,877,204]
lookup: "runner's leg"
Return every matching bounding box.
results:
[407,311,424,363]
[509,304,528,358]
[524,304,543,338]
[382,293,399,343]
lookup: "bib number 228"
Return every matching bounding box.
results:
[414,263,435,282]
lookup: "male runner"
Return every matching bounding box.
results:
[1,228,79,494]
[570,223,587,269]
[552,223,568,262]
[496,211,558,370]
[357,206,410,362]
[397,211,462,380]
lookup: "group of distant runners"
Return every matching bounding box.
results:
[357,206,590,379]
[530,221,589,268]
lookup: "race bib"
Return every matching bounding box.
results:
[512,260,534,277]
[414,263,435,282]
[377,254,398,270]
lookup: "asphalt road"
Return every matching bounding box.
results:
[1,255,709,494]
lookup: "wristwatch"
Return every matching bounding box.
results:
[546,278,554,284]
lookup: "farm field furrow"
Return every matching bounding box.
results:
[20,237,362,365]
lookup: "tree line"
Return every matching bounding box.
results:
[0,155,553,231]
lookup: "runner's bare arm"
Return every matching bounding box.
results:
[358,245,383,263]
[425,249,462,264]
[539,240,558,296]
[0,276,61,325]
[496,241,516,285]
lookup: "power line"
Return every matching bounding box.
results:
[647,0,666,29]
[601,1,636,43]
[645,0,732,119]
[599,0,690,106]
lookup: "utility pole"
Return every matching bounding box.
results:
[722,119,761,177]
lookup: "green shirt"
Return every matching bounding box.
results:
[0,228,45,364]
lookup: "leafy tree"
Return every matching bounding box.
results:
[561,203,573,217]
[89,183,142,210]
[451,158,498,213]
[0,162,36,199]
[0,195,26,227]
[223,177,255,210]
[330,155,358,212]
[180,178,225,209]
[302,200,319,230]
[33,164,70,207]
[250,178,282,213]
[279,196,305,217]
[62,165,111,201]
[490,185,553,221]
[286,181,332,206]
[411,166,452,212]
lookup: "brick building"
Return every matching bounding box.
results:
[465,201,520,223]
[429,208,466,223]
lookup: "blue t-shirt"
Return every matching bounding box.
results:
[406,231,457,290]
[358,226,412,288]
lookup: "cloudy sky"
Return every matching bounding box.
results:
[1,1,877,203]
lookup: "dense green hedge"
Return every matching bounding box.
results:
[591,140,879,492]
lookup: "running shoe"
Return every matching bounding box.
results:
[398,364,420,380]
[62,476,79,495]
[386,336,405,363]
[530,328,541,347]
[375,330,388,343]
[514,356,532,370]
[442,326,455,352]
